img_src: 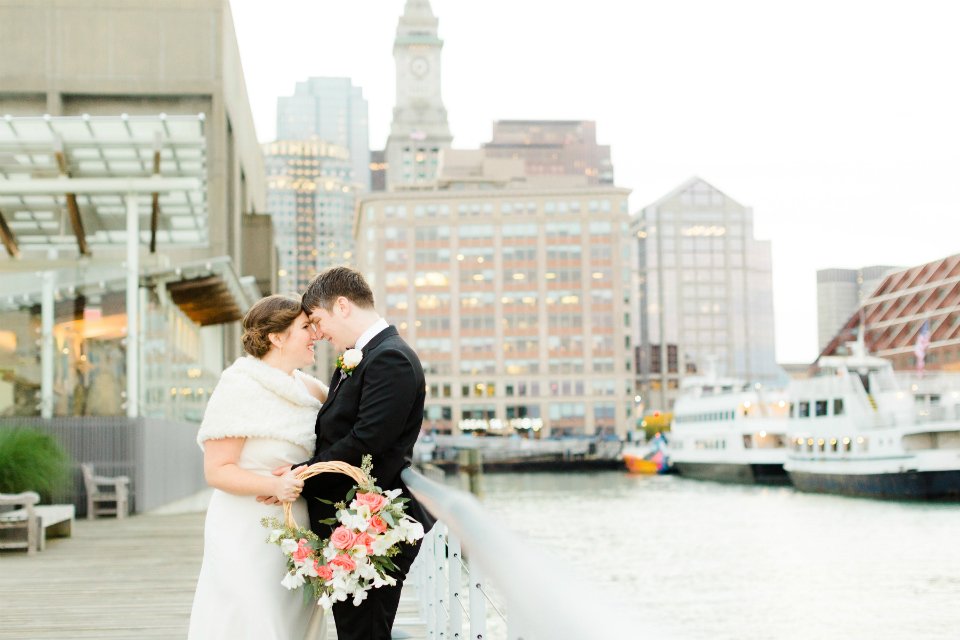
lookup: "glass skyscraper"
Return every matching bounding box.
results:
[276,77,370,192]
[262,140,362,294]
[634,177,778,412]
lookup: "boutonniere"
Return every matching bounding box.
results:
[337,348,363,376]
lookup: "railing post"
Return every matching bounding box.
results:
[434,522,448,639]
[448,531,463,640]
[424,526,437,638]
[468,558,486,640]
[411,552,426,623]
[458,448,484,498]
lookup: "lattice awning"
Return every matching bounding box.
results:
[0,114,207,255]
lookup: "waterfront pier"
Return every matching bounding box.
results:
[0,512,425,640]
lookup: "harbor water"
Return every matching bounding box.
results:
[480,471,960,640]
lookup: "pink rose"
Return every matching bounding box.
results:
[291,538,311,563]
[355,492,388,513]
[353,532,375,553]
[330,526,357,550]
[367,515,388,534]
[314,560,333,581]
[329,554,357,572]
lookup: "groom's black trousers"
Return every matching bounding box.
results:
[331,536,425,640]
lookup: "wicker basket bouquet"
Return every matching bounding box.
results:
[260,455,425,609]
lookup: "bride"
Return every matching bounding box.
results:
[188,293,328,639]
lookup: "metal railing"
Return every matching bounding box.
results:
[399,467,650,639]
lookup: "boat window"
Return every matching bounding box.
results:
[721,440,726,449]
[807,438,814,452]
[815,400,828,417]
[930,394,941,406]
[834,399,844,416]
[798,402,810,417]
[789,403,795,418]
[743,434,753,449]
[857,436,868,452]
[843,437,851,452]
[817,438,825,452]
[830,438,838,452]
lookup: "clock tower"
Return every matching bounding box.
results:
[385,0,452,189]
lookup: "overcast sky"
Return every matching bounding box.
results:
[230,0,960,364]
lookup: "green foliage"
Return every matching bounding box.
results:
[0,427,70,501]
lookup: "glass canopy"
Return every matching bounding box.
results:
[0,114,207,251]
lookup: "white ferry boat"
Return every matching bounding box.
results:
[784,339,960,500]
[668,365,791,485]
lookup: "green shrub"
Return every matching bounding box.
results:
[0,428,70,501]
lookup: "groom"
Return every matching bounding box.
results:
[287,266,433,639]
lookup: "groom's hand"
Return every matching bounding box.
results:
[256,464,293,505]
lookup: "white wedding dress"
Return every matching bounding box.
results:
[188,360,325,640]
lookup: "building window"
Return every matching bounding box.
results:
[815,400,828,417]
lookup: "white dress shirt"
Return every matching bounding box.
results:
[354,317,389,352]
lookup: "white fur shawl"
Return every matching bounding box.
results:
[196,356,322,452]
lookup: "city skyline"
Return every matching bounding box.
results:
[229,0,960,364]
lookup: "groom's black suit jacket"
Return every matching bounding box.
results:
[300,326,435,537]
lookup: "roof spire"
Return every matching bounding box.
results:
[401,0,436,23]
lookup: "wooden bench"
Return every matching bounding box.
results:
[0,492,40,555]
[81,463,131,519]
[0,503,75,552]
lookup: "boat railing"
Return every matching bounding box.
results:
[914,404,960,424]
[398,467,650,639]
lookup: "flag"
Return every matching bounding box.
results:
[914,319,931,378]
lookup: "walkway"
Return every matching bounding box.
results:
[0,513,425,639]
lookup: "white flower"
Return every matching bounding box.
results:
[372,572,397,588]
[398,518,424,543]
[384,488,403,500]
[371,529,402,555]
[342,349,363,368]
[341,512,369,531]
[357,562,378,580]
[269,529,284,543]
[299,562,319,578]
[318,593,334,610]
[355,504,372,520]
[280,539,299,555]
[323,545,339,561]
[281,570,305,590]
[353,587,368,606]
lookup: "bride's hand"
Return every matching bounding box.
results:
[273,468,304,503]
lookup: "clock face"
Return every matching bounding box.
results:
[411,57,429,77]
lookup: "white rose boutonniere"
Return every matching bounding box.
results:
[337,348,363,376]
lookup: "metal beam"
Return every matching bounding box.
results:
[0,207,20,258]
[55,135,90,256]
[40,271,54,417]
[0,177,201,195]
[126,194,139,419]
[64,194,90,255]
[150,134,161,254]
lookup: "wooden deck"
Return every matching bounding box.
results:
[0,513,425,639]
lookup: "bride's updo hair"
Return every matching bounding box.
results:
[241,293,304,358]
